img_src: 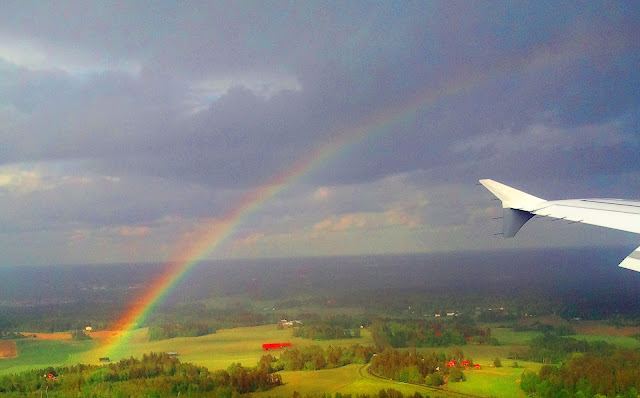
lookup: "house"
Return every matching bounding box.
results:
[85,326,92,332]
[166,351,179,357]
[278,319,302,328]
[262,342,291,350]
[99,357,110,362]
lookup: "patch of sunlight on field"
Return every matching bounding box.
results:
[569,334,640,349]
[252,364,467,397]
[490,328,542,346]
[81,325,374,371]
[447,363,542,398]
[0,340,93,375]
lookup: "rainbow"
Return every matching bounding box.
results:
[98,44,582,358]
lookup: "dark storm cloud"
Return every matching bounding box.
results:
[0,1,638,190]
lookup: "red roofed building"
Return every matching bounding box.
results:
[262,342,291,350]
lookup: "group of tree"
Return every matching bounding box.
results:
[0,301,123,334]
[0,352,282,397]
[370,347,472,386]
[147,320,216,341]
[292,323,361,340]
[524,334,615,364]
[270,344,374,371]
[513,321,575,336]
[520,349,640,397]
[70,329,91,340]
[145,303,276,341]
[288,389,437,398]
[370,319,480,349]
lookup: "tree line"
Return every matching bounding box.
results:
[147,320,216,341]
[369,319,480,349]
[523,333,615,364]
[269,344,374,371]
[520,348,640,397]
[0,352,281,397]
[292,324,361,340]
[288,389,439,398]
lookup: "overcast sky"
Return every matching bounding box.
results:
[1,1,639,266]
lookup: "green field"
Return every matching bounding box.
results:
[445,362,542,398]
[490,328,542,346]
[2,324,638,396]
[0,339,93,375]
[568,333,640,349]
[79,325,375,370]
[253,364,468,397]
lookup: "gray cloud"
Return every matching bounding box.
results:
[0,2,638,264]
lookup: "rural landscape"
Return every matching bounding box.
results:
[1,2,639,398]
[1,249,640,397]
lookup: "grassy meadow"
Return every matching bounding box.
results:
[78,324,375,370]
[253,364,468,397]
[0,338,93,376]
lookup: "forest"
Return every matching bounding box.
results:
[0,352,282,397]
[291,315,364,340]
[520,349,640,397]
[369,319,481,349]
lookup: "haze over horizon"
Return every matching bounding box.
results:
[1,2,639,266]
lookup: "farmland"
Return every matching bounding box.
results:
[1,252,640,396]
[2,322,637,397]
[0,339,92,376]
[0,341,17,359]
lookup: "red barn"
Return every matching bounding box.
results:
[262,342,291,350]
[461,361,469,367]
[474,364,481,369]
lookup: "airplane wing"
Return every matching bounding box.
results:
[479,179,640,272]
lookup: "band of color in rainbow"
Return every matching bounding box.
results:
[98,44,583,359]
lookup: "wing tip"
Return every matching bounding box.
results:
[478,179,545,210]
[619,248,640,272]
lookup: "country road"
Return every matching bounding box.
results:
[359,364,486,398]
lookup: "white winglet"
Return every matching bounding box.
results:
[619,246,640,272]
[478,179,546,211]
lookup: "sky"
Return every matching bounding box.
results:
[1,1,639,266]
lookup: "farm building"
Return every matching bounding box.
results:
[278,319,302,328]
[262,342,291,350]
